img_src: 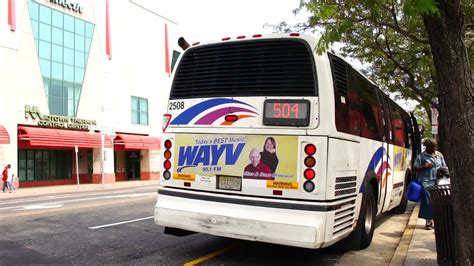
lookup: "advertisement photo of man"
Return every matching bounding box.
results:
[242,148,273,180]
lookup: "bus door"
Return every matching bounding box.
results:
[376,90,392,213]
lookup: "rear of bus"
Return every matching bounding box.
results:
[155,34,355,249]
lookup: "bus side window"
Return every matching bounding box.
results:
[330,55,352,135]
[390,103,406,147]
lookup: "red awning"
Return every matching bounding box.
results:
[18,126,112,148]
[114,133,160,150]
[0,125,10,144]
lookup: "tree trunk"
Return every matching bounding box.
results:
[423,1,474,264]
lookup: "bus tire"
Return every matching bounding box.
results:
[343,186,376,250]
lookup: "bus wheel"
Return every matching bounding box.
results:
[343,186,376,250]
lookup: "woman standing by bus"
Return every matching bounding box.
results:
[414,138,449,230]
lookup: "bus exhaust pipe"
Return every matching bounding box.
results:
[178,37,190,51]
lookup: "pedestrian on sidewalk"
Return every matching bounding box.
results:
[2,164,12,193]
[414,138,449,230]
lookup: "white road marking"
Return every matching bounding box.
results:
[0,192,156,211]
[88,216,154,230]
[22,204,64,210]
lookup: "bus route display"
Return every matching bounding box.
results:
[263,99,310,126]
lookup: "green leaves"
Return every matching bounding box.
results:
[404,0,440,16]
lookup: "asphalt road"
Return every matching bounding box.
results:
[0,189,410,265]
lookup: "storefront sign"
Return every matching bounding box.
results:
[25,105,96,130]
[49,0,83,13]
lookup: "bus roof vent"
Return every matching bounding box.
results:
[170,39,318,99]
[329,54,348,97]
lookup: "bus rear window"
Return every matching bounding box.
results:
[170,39,318,99]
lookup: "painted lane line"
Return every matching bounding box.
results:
[22,204,64,210]
[0,192,155,211]
[89,216,154,230]
[183,244,239,266]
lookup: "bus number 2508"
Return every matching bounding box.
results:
[169,101,184,110]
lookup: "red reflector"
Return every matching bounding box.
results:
[252,34,262,38]
[290,33,300,37]
[162,114,172,132]
[225,115,238,122]
[236,35,245,39]
[304,144,316,155]
[304,169,315,180]
[163,160,171,170]
[222,37,231,41]
[192,42,200,46]
[184,182,191,187]
[273,190,283,196]
[164,139,172,150]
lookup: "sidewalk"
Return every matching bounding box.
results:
[0,180,160,199]
[391,204,438,265]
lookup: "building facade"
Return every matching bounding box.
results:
[0,0,178,187]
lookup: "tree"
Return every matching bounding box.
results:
[276,0,473,263]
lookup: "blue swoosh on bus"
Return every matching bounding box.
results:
[170,98,257,125]
[364,147,392,189]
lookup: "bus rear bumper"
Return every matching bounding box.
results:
[154,193,328,249]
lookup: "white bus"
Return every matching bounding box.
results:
[155,34,421,250]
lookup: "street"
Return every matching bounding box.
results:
[0,188,413,265]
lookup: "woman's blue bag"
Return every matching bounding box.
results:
[407,180,422,202]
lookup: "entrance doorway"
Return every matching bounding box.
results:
[125,151,141,180]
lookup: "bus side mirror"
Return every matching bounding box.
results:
[178,37,190,51]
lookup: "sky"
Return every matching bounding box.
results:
[134,0,307,43]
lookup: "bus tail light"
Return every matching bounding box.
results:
[304,156,316,167]
[163,139,173,180]
[304,144,316,155]
[303,180,315,192]
[162,114,172,132]
[304,169,315,180]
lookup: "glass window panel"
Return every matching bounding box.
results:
[52,10,63,28]
[64,48,74,65]
[39,5,51,25]
[52,44,63,63]
[131,97,139,111]
[43,159,50,180]
[27,168,34,181]
[28,2,39,21]
[68,99,75,116]
[19,168,26,181]
[140,98,148,111]
[27,150,34,159]
[75,18,85,36]
[64,14,74,32]
[39,23,51,42]
[74,67,84,83]
[85,37,92,53]
[75,51,85,67]
[63,100,68,117]
[35,150,42,159]
[52,27,63,45]
[64,31,74,49]
[50,96,64,115]
[52,61,63,80]
[131,110,138,124]
[75,35,85,52]
[43,150,49,159]
[19,159,26,169]
[19,150,26,159]
[51,80,63,97]
[40,57,52,76]
[86,24,94,38]
[140,112,148,125]
[67,84,74,100]
[75,100,79,113]
[35,160,43,180]
[31,20,39,39]
[44,79,50,97]
[39,40,51,60]
[74,85,81,99]
[39,58,51,78]
[64,65,74,82]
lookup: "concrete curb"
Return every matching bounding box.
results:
[390,204,420,265]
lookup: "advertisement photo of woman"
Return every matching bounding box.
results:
[260,137,279,173]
